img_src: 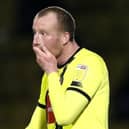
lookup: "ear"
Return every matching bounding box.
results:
[61,32,70,45]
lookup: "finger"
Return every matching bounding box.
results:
[39,35,51,55]
[33,46,44,56]
[41,44,50,54]
[33,47,44,66]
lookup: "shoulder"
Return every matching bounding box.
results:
[75,48,106,66]
[73,48,109,77]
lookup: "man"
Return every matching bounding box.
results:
[25,6,110,129]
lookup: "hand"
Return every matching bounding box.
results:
[33,42,58,74]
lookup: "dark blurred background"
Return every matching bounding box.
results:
[0,0,129,129]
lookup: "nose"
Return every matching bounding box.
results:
[33,32,40,46]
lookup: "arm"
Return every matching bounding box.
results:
[48,72,89,125]
[47,57,106,125]
[25,106,47,129]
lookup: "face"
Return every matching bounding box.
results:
[32,12,65,57]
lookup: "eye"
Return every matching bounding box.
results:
[41,32,45,36]
[40,30,48,36]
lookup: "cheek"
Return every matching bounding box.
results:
[46,37,62,56]
[46,36,58,47]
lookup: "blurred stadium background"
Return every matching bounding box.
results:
[0,0,129,129]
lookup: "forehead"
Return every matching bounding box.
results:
[33,12,59,30]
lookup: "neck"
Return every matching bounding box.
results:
[57,40,80,66]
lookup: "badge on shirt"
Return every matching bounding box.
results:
[71,64,88,87]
